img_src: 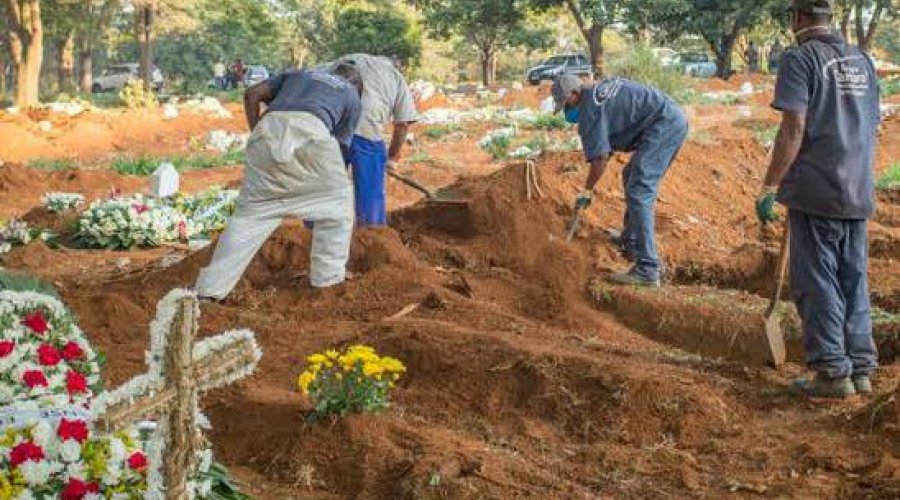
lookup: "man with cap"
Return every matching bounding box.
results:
[757,0,880,398]
[553,74,688,287]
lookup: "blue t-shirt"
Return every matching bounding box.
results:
[578,77,677,162]
[773,33,880,219]
[264,70,362,147]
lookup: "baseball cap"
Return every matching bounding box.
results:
[788,0,834,14]
[551,74,583,114]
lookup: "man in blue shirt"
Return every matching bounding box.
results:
[196,64,363,300]
[553,74,688,287]
[757,0,880,399]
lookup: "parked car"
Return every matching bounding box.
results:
[651,48,679,69]
[243,65,270,86]
[525,54,592,85]
[92,63,164,93]
[677,53,718,78]
[207,65,271,90]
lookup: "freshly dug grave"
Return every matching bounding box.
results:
[7,139,900,498]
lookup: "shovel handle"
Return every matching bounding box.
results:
[387,170,434,199]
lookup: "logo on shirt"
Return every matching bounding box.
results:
[592,77,624,107]
[309,71,349,90]
[822,55,870,97]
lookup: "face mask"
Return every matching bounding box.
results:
[564,106,580,124]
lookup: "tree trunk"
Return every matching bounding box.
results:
[839,8,851,41]
[858,0,886,53]
[57,30,75,94]
[853,2,865,49]
[77,35,93,93]
[135,6,155,88]
[714,33,738,80]
[587,25,604,77]
[480,50,495,87]
[6,0,44,107]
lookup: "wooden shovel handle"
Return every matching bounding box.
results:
[767,222,791,315]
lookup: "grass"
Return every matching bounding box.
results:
[880,77,900,98]
[423,123,462,140]
[876,163,900,190]
[0,269,59,297]
[111,150,246,176]
[687,129,716,145]
[608,45,687,103]
[27,158,77,171]
[751,125,778,147]
[482,136,512,160]
[529,114,569,131]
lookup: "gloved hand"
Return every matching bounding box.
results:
[575,191,593,210]
[755,187,779,225]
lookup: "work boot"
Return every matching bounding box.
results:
[790,374,856,399]
[852,374,873,394]
[606,268,661,288]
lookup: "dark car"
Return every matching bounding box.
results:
[526,54,592,85]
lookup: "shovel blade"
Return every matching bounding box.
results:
[764,313,787,367]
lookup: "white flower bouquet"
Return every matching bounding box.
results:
[74,196,200,250]
[168,187,238,234]
[1,220,56,255]
[0,291,102,406]
[41,193,85,214]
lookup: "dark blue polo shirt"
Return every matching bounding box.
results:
[578,77,678,162]
[773,33,880,219]
[265,70,362,147]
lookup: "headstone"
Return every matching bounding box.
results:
[540,96,556,114]
[151,162,180,198]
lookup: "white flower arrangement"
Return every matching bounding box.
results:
[478,127,517,149]
[41,193,85,213]
[74,195,200,250]
[0,414,147,498]
[0,220,55,255]
[168,187,238,234]
[0,291,101,407]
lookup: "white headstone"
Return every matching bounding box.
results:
[740,82,755,95]
[151,162,180,198]
[540,96,556,114]
[162,103,179,120]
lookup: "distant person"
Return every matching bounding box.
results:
[232,59,246,88]
[756,0,880,398]
[552,74,688,287]
[213,60,227,91]
[768,41,784,74]
[746,41,760,73]
[321,53,418,227]
[195,64,363,300]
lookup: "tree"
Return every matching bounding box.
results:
[330,7,422,68]
[645,0,782,79]
[5,0,43,106]
[529,0,623,75]
[835,0,896,52]
[414,0,550,85]
[75,0,119,93]
[273,0,334,68]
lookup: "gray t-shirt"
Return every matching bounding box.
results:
[773,33,880,219]
[265,69,362,147]
[578,77,676,162]
[321,54,418,142]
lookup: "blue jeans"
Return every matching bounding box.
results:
[349,135,388,226]
[623,107,688,279]
[789,210,877,379]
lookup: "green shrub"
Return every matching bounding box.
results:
[880,77,900,97]
[111,151,246,176]
[876,163,900,190]
[482,135,512,160]
[423,124,462,139]
[608,45,687,102]
[529,114,569,131]
[27,158,76,171]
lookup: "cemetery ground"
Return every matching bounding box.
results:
[2,80,900,498]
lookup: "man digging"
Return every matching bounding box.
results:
[321,53,419,227]
[195,63,363,300]
[757,0,880,398]
[553,74,688,287]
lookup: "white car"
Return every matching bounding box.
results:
[92,63,164,93]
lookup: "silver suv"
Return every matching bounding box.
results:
[92,63,164,93]
[526,54,592,85]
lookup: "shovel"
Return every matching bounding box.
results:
[387,170,470,206]
[763,224,790,367]
[566,205,584,242]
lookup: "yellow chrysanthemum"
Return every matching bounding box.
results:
[326,349,340,360]
[298,371,316,394]
[379,357,406,374]
[363,362,384,377]
[307,353,328,365]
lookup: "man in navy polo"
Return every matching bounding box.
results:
[757,0,880,398]
[552,74,688,287]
